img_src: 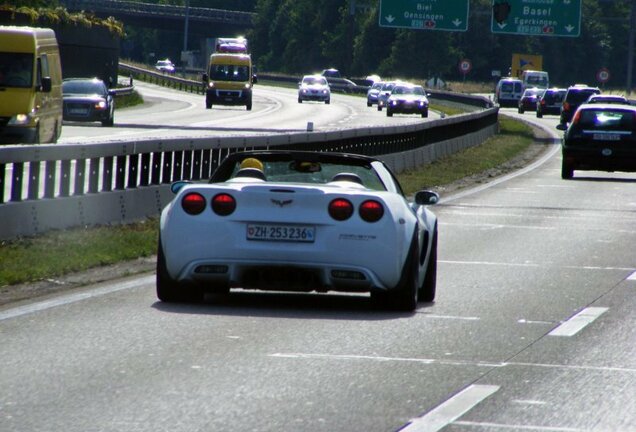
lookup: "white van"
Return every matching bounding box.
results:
[521,70,549,90]
[0,26,63,144]
[495,78,523,108]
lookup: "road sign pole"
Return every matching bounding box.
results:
[628,0,636,95]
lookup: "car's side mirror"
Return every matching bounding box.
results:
[556,123,567,131]
[171,181,192,194]
[414,190,439,206]
[40,76,52,92]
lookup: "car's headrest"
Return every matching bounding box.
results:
[234,167,266,181]
[331,172,363,185]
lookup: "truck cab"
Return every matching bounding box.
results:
[203,53,255,111]
[0,26,62,144]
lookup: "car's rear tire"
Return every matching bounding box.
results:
[372,230,418,312]
[419,224,437,302]
[561,161,574,179]
[156,238,203,303]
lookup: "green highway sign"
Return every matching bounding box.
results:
[491,0,581,37]
[379,0,469,32]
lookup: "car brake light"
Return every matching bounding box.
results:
[181,192,206,215]
[328,198,354,221]
[212,193,236,216]
[571,110,581,125]
[564,102,571,111]
[359,200,384,222]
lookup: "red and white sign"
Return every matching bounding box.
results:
[459,59,472,75]
[596,68,610,83]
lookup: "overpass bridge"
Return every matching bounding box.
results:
[59,0,255,35]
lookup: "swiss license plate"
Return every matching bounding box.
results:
[593,133,620,141]
[247,224,315,242]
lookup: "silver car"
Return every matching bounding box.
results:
[298,75,331,104]
[366,81,384,107]
[377,81,398,111]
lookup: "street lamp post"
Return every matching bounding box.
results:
[183,0,190,52]
[628,0,636,94]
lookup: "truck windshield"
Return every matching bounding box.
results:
[0,53,34,88]
[210,65,249,82]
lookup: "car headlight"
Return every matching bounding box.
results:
[322,90,328,94]
[8,113,32,126]
[244,83,251,89]
[95,100,107,110]
[391,100,397,106]
[208,82,215,88]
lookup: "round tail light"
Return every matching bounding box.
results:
[359,200,384,223]
[181,192,206,215]
[212,193,236,216]
[328,198,354,221]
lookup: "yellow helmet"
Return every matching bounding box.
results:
[240,158,264,171]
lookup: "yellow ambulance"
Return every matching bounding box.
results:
[0,26,63,144]
[203,53,256,111]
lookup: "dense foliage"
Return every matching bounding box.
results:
[247,0,633,88]
[6,0,635,88]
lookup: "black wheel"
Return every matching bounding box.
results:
[422,109,429,118]
[419,224,437,302]
[377,105,382,112]
[246,99,252,111]
[372,230,418,312]
[102,114,114,127]
[156,238,203,303]
[518,107,524,114]
[298,98,302,103]
[325,99,330,105]
[206,95,213,109]
[367,102,372,107]
[387,109,393,117]
[536,111,543,118]
[561,160,574,179]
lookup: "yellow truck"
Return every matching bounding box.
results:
[203,52,256,111]
[0,26,63,144]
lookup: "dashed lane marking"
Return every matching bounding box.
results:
[548,307,608,337]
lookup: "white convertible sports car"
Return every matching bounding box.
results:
[157,150,439,311]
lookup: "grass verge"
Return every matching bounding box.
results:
[0,119,535,288]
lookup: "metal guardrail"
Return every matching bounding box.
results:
[0,107,498,240]
[61,0,255,25]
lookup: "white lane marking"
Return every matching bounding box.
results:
[269,353,503,368]
[271,352,636,374]
[440,260,635,272]
[442,222,556,230]
[0,275,154,321]
[421,314,480,321]
[454,420,585,431]
[628,271,636,280]
[440,138,561,204]
[400,385,499,432]
[548,307,608,337]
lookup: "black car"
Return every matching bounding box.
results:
[536,88,566,117]
[62,78,115,127]
[559,84,601,126]
[560,104,636,179]
[386,84,429,118]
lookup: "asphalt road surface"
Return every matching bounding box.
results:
[1,107,635,432]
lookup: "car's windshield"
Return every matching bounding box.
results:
[62,80,106,95]
[226,160,387,191]
[210,64,249,81]
[0,52,34,88]
[302,77,327,86]
[569,90,600,104]
[393,86,424,96]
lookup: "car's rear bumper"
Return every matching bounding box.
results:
[175,257,388,293]
[563,145,636,172]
